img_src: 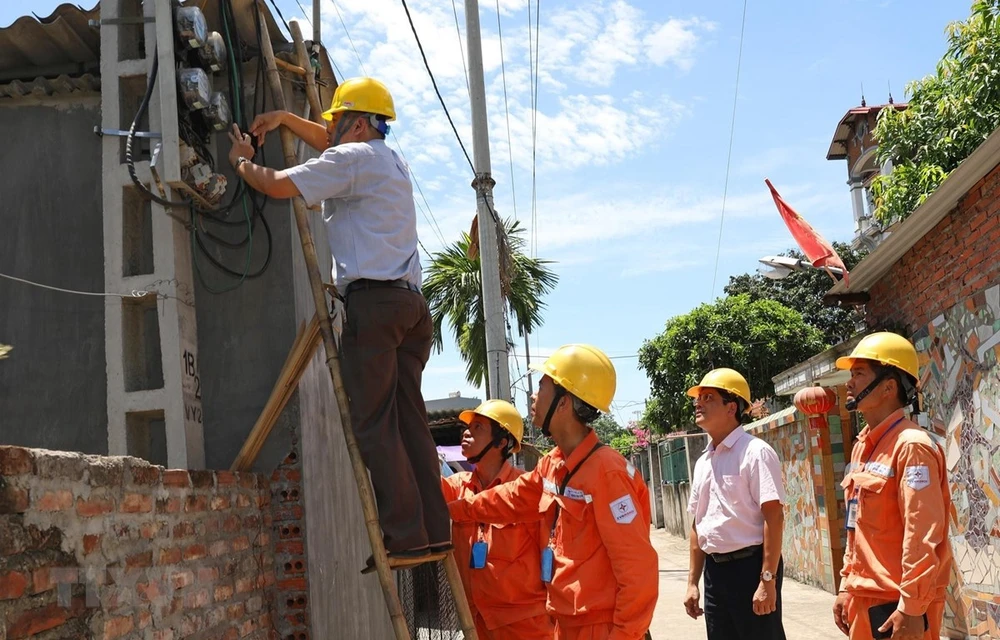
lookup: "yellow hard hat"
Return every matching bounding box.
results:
[687,368,752,407]
[322,77,396,122]
[459,399,523,453]
[835,332,919,380]
[530,344,616,413]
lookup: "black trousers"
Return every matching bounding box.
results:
[704,548,785,640]
[340,286,451,552]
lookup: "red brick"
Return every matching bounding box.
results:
[0,571,28,599]
[0,483,30,514]
[197,567,219,583]
[210,540,230,557]
[171,570,194,590]
[138,609,153,630]
[76,495,114,517]
[185,496,208,512]
[31,567,55,594]
[122,493,153,513]
[235,577,255,594]
[223,628,240,640]
[214,584,234,602]
[157,497,181,514]
[137,581,161,603]
[239,474,258,489]
[126,551,153,569]
[235,494,253,509]
[210,495,231,511]
[276,541,303,555]
[277,576,307,591]
[184,544,207,561]
[159,546,182,566]
[173,521,197,538]
[36,490,73,512]
[222,514,242,532]
[83,534,102,555]
[5,598,85,638]
[227,602,246,619]
[0,447,34,475]
[183,587,210,609]
[232,535,250,552]
[216,471,237,485]
[104,615,134,639]
[163,470,190,488]
[152,630,175,640]
[141,521,165,539]
[190,470,215,489]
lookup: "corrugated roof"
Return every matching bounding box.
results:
[0,4,100,80]
[0,72,99,99]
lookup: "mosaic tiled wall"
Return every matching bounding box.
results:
[747,402,852,594]
[912,283,1000,639]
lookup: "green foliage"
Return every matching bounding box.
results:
[591,414,624,444]
[423,218,558,389]
[638,295,825,432]
[609,432,638,457]
[871,0,1000,224]
[724,242,868,346]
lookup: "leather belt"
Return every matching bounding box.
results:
[344,278,421,297]
[709,544,762,563]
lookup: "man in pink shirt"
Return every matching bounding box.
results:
[682,368,786,640]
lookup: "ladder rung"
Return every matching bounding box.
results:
[361,551,449,575]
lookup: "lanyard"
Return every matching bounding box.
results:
[549,442,604,540]
[862,416,905,466]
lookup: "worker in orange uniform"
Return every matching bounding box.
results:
[448,344,658,640]
[831,332,952,640]
[441,399,554,639]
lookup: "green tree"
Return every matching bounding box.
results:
[638,295,825,433]
[591,414,624,443]
[872,1,1000,224]
[724,242,867,346]
[423,218,559,389]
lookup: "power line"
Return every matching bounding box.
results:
[710,0,749,298]
[331,0,369,76]
[528,0,540,257]
[0,272,193,306]
[496,0,518,221]
[399,0,476,174]
[451,0,472,100]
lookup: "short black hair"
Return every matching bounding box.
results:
[870,362,916,407]
[488,420,515,460]
[570,394,600,424]
[717,389,747,421]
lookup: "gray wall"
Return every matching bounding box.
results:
[0,98,108,454]
[662,482,693,538]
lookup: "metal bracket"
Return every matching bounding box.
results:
[94,126,162,139]
[89,17,155,27]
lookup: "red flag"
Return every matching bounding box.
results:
[765,179,849,287]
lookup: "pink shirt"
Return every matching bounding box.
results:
[687,427,785,554]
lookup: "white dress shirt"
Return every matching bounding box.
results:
[285,139,421,290]
[687,427,785,555]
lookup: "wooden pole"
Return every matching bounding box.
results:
[290,24,324,124]
[255,10,412,639]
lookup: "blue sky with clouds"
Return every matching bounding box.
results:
[3,0,971,425]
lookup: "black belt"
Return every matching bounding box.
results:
[344,278,420,297]
[709,544,762,563]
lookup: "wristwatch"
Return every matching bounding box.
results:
[235,156,250,170]
[761,570,774,582]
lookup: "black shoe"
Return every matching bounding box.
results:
[428,542,454,554]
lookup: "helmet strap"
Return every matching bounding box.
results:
[540,386,567,438]
[845,367,891,412]
[465,430,510,465]
[331,112,362,147]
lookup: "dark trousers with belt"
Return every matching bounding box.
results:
[704,546,785,640]
[340,282,451,552]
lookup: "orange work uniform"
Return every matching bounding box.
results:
[839,409,952,640]
[441,462,553,640]
[449,430,658,640]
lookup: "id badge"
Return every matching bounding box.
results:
[470,541,488,570]
[845,498,858,530]
[541,547,554,583]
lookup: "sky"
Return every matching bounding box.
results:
[2,0,972,426]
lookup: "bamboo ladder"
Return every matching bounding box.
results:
[253,7,478,639]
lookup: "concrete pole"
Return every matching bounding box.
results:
[312,0,321,43]
[464,0,511,402]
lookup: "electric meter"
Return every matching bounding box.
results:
[198,32,227,73]
[174,6,208,50]
[204,92,233,131]
[178,68,211,111]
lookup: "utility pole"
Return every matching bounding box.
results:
[523,326,535,441]
[464,0,511,402]
[312,0,321,43]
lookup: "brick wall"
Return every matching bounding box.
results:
[0,446,286,639]
[866,162,1000,333]
[268,438,309,640]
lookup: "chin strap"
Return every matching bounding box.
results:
[540,386,567,438]
[845,368,891,411]
[465,431,509,465]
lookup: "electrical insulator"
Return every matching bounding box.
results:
[178,68,211,111]
[198,32,227,73]
[205,92,233,132]
[174,6,208,50]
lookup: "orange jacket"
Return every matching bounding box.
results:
[448,430,658,640]
[441,462,549,630]
[840,409,953,616]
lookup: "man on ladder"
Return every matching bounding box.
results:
[448,345,658,639]
[227,77,452,568]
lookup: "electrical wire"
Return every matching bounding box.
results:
[710,0,749,298]
[529,0,540,257]
[496,0,518,221]
[0,272,192,306]
[452,0,472,100]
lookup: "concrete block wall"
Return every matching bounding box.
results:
[0,445,298,639]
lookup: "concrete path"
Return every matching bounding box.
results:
[648,528,846,640]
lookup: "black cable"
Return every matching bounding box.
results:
[195,211,274,278]
[266,0,292,35]
[399,0,475,174]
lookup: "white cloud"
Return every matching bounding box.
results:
[644,18,715,71]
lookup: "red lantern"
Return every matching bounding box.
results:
[794,385,836,430]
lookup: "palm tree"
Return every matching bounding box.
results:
[423,217,558,391]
